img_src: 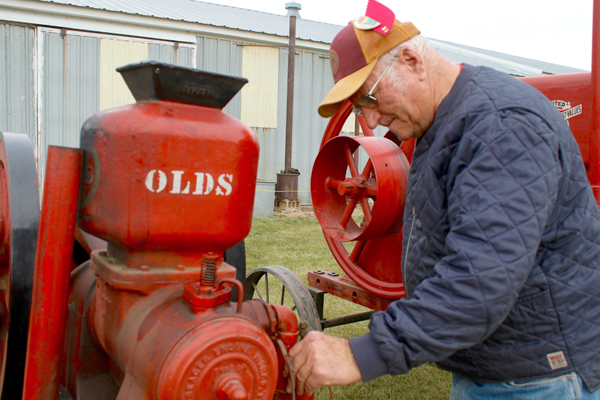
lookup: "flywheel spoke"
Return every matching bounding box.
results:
[358,116,374,136]
[252,281,264,302]
[360,159,374,179]
[339,198,359,229]
[349,240,367,263]
[265,273,269,304]
[359,198,372,223]
[343,144,359,177]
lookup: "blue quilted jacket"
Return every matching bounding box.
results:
[349,64,600,392]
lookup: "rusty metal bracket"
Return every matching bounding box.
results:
[307,270,396,312]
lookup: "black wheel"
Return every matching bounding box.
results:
[244,265,321,336]
[0,132,40,399]
[224,241,246,302]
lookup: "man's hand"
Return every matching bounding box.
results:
[289,331,362,396]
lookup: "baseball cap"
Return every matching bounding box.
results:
[318,19,420,117]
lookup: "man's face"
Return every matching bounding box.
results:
[350,60,434,142]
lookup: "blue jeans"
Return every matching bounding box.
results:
[450,372,600,400]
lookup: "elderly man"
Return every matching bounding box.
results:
[289,13,600,400]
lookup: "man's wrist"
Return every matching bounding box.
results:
[348,333,389,381]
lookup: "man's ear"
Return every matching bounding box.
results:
[398,46,425,79]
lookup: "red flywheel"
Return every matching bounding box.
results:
[311,100,414,299]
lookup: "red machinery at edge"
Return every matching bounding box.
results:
[0,62,312,400]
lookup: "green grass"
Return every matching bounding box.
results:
[245,215,452,400]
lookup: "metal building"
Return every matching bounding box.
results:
[0,0,586,208]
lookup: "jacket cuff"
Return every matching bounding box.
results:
[349,333,389,382]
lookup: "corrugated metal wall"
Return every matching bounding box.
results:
[39,30,99,182]
[276,48,330,204]
[37,29,195,182]
[148,42,175,64]
[272,48,387,204]
[196,36,243,119]
[0,23,36,145]
[2,20,349,207]
[40,30,100,169]
[148,42,195,67]
[174,45,195,67]
[275,48,378,205]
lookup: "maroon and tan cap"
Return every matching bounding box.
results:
[318,19,420,118]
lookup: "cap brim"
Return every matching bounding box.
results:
[318,61,377,118]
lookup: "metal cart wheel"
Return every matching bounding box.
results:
[0,132,40,399]
[244,265,321,336]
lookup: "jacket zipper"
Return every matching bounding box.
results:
[403,207,417,287]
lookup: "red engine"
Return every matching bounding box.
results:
[2,62,311,400]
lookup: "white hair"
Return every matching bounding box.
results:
[376,35,441,92]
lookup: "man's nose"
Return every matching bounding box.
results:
[361,107,381,130]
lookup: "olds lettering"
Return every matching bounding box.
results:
[145,170,234,196]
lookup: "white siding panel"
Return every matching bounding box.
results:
[240,46,279,129]
[99,38,147,110]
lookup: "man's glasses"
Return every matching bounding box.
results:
[352,54,398,116]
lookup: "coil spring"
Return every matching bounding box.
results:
[200,252,218,287]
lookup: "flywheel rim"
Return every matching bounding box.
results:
[313,101,413,299]
[0,132,40,399]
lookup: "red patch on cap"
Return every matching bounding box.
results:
[330,24,367,83]
[366,0,395,35]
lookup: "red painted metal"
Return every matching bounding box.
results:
[58,63,311,399]
[312,100,408,299]
[22,146,82,400]
[520,72,600,207]
[520,73,592,168]
[77,99,259,269]
[67,252,309,399]
[64,262,105,398]
[307,270,396,311]
[96,284,279,399]
[312,135,408,241]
